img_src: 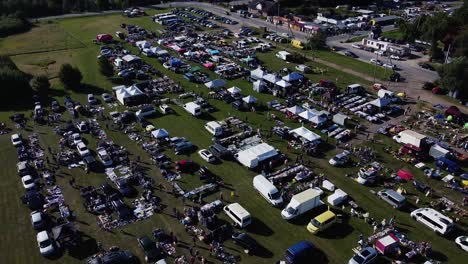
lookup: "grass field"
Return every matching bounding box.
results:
[381,30,405,40]
[270,41,392,81]
[0,10,467,264]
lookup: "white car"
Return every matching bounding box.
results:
[348,247,377,264]
[31,211,46,230]
[390,55,401,60]
[71,133,82,145]
[383,63,396,70]
[351,43,362,49]
[329,151,350,166]
[101,93,113,103]
[37,231,55,256]
[159,104,172,114]
[198,149,216,163]
[97,147,113,167]
[455,236,468,252]
[21,175,36,190]
[11,133,22,147]
[87,94,98,105]
[374,50,385,56]
[370,58,383,66]
[76,142,91,157]
[76,121,88,133]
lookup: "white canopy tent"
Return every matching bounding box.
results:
[332,113,349,126]
[205,79,227,89]
[290,127,321,143]
[310,115,327,126]
[227,86,242,95]
[253,80,266,92]
[276,79,292,88]
[151,128,169,139]
[369,98,391,108]
[250,68,266,80]
[378,89,394,98]
[235,143,278,169]
[243,95,257,104]
[263,73,280,84]
[299,110,316,121]
[113,85,145,105]
[287,105,305,115]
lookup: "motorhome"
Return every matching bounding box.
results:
[183,102,201,116]
[205,121,223,136]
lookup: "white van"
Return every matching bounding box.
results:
[183,102,201,116]
[253,175,283,206]
[410,208,453,235]
[205,121,223,136]
[223,203,252,228]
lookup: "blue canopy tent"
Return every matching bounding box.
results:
[205,79,227,90]
[283,72,304,82]
[168,57,182,67]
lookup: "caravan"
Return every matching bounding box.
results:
[205,121,223,136]
[183,102,201,116]
[253,175,283,206]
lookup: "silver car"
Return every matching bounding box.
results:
[377,189,406,209]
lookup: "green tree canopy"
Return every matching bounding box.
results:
[436,57,468,99]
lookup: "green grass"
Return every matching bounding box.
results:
[270,41,392,81]
[0,11,467,264]
[381,30,404,40]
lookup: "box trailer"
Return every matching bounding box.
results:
[281,189,323,220]
[393,130,427,148]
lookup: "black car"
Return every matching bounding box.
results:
[232,100,245,111]
[101,183,120,200]
[115,178,136,197]
[232,232,258,253]
[87,250,136,264]
[344,51,358,58]
[419,63,435,71]
[21,190,45,210]
[111,199,133,220]
[51,100,61,113]
[137,236,162,263]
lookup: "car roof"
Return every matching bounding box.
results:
[314,210,336,223]
[37,231,49,241]
[31,211,42,221]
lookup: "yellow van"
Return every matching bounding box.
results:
[291,39,305,49]
[306,210,336,234]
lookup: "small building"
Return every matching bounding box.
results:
[248,0,279,17]
[361,38,411,56]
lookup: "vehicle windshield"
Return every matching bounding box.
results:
[286,207,297,215]
[352,254,365,264]
[39,239,51,248]
[270,191,281,200]
[24,178,33,184]
[79,146,87,151]
[310,219,321,228]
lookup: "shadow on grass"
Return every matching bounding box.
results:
[68,235,98,260]
[72,83,108,95]
[247,217,273,236]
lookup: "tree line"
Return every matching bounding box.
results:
[395,0,468,101]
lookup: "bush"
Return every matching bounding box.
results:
[0,14,31,37]
[59,63,82,89]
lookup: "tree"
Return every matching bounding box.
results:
[436,57,468,100]
[454,28,468,57]
[59,63,82,89]
[98,57,114,77]
[31,75,51,98]
[306,31,327,50]
[0,56,32,108]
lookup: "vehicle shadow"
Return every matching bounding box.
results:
[246,217,273,236]
[68,234,98,260]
